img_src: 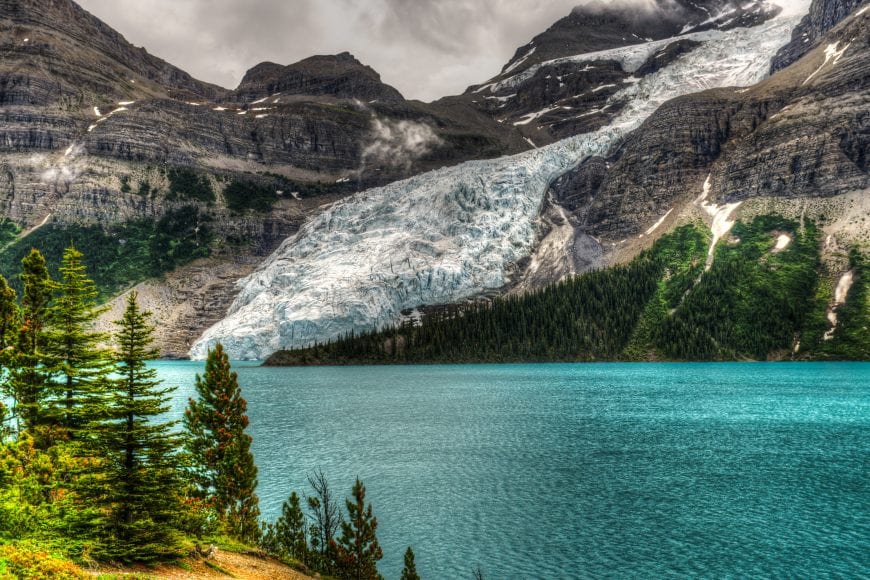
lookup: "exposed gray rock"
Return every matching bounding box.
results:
[771,0,867,72]
[552,6,870,242]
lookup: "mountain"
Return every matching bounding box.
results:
[232,52,406,104]
[0,0,866,361]
[193,0,870,360]
[262,0,869,364]
[771,0,866,70]
[0,0,528,355]
[456,0,782,145]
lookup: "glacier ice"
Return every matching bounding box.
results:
[191,5,809,360]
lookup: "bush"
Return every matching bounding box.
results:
[223,180,278,213]
[167,168,215,203]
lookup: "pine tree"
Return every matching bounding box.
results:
[332,478,383,580]
[92,293,184,562]
[401,546,420,580]
[0,275,17,351]
[184,344,261,543]
[13,249,53,431]
[43,245,112,434]
[267,491,307,562]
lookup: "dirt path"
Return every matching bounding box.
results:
[93,549,313,579]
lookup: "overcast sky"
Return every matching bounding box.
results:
[76,0,587,102]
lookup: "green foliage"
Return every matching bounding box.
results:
[817,249,870,359]
[269,216,866,364]
[655,215,820,360]
[0,542,87,579]
[223,180,279,213]
[184,345,261,544]
[42,245,112,433]
[332,478,382,580]
[401,546,420,580]
[0,275,17,352]
[119,176,132,194]
[90,293,185,563]
[137,180,152,197]
[0,220,18,248]
[12,250,52,430]
[167,168,215,203]
[0,207,213,300]
[261,491,308,565]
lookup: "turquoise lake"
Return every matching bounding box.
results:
[153,361,870,579]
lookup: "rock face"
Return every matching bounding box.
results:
[233,53,405,104]
[771,0,867,72]
[191,7,807,359]
[461,0,782,144]
[0,0,530,356]
[552,3,869,245]
[0,0,528,232]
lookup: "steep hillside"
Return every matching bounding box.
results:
[455,0,782,144]
[0,0,527,356]
[273,0,870,365]
[266,217,869,364]
[771,0,867,70]
[192,5,814,360]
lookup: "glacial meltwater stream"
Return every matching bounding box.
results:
[154,362,869,578]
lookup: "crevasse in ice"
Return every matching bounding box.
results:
[190,5,809,360]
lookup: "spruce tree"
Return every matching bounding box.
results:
[43,244,112,434]
[93,293,184,562]
[401,546,420,580]
[184,344,261,543]
[13,249,53,430]
[267,491,308,562]
[332,478,383,580]
[0,275,17,351]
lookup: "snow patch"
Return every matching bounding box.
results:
[773,233,791,251]
[803,41,851,85]
[824,271,855,340]
[118,101,135,106]
[93,107,101,117]
[696,174,741,270]
[503,46,537,75]
[645,209,674,236]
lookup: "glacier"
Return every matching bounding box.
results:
[190,3,809,360]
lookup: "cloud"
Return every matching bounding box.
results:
[75,0,809,101]
[75,0,582,101]
[361,117,444,171]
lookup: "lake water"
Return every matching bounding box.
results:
[154,361,870,579]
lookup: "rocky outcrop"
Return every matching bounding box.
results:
[0,0,529,234]
[233,52,405,104]
[771,0,867,72]
[461,1,781,143]
[551,6,869,243]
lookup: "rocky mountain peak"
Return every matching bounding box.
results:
[771,0,867,71]
[233,51,404,104]
[0,0,227,104]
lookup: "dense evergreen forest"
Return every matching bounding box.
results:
[267,216,869,365]
[0,246,413,579]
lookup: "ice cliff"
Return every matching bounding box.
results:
[190,3,810,360]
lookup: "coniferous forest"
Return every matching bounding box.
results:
[0,246,400,578]
[267,216,869,365]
